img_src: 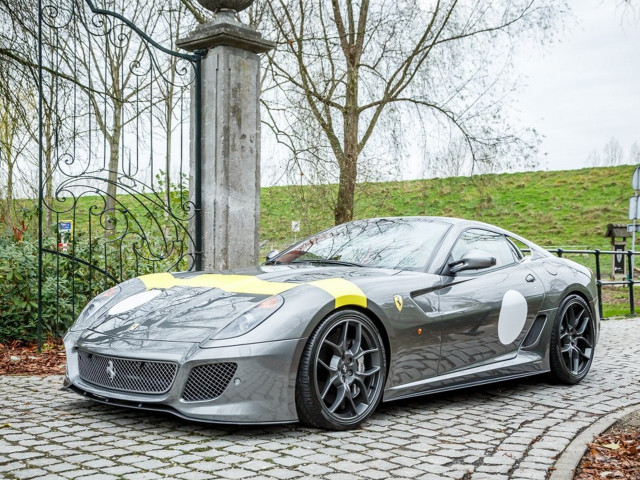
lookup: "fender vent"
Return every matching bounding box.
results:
[522,315,547,348]
[182,363,237,402]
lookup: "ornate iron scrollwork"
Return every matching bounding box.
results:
[38,0,202,333]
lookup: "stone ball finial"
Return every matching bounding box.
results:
[196,0,254,13]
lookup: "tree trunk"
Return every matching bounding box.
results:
[335,126,357,225]
[334,61,359,225]
[105,101,122,237]
[6,157,13,220]
[44,114,53,229]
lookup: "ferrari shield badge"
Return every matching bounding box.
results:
[106,360,116,381]
[127,323,140,331]
[393,295,403,312]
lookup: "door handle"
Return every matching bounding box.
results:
[525,274,536,283]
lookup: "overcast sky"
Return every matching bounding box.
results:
[515,0,640,171]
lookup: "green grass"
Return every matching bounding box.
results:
[25,164,633,251]
[261,165,635,251]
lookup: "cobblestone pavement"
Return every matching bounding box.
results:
[1,318,639,480]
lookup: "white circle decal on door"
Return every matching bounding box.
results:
[498,289,528,345]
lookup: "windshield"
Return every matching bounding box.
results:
[272,218,450,271]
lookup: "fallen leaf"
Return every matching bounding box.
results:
[603,443,621,450]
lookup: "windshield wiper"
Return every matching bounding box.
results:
[291,259,364,267]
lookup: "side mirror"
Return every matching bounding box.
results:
[448,249,496,274]
[265,250,280,262]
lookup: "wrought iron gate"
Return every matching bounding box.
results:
[37,0,202,342]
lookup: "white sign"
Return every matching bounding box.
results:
[628,224,640,233]
[633,166,640,190]
[291,221,301,232]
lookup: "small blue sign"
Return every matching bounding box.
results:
[59,221,73,233]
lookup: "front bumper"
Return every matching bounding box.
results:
[63,334,307,424]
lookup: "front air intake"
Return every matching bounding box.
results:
[77,350,177,394]
[182,363,238,402]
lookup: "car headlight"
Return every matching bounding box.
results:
[208,295,284,341]
[69,285,121,332]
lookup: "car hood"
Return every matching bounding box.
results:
[80,266,402,344]
[85,286,264,343]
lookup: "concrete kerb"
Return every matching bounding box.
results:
[549,401,640,480]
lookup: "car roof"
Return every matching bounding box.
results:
[360,216,491,228]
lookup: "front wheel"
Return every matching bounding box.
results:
[549,295,595,384]
[296,310,386,430]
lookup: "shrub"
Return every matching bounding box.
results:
[0,234,92,342]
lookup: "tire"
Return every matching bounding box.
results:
[296,309,387,430]
[549,294,595,384]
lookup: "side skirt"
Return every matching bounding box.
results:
[383,354,548,402]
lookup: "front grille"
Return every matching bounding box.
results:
[182,363,237,402]
[77,350,177,394]
[522,315,547,348]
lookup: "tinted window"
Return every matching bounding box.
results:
[450,229,518,271]
[275,218,450,271]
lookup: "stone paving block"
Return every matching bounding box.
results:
[102,465,141,475]
[216,468,256,479]
[325,473,361,480]
[123,472,164,480]
[75,474,119,480]
[178,472,216,480]
[60,469,98,479]
[511,467,548,479]
[331,460,362,473]
[83,458,116,469]
[296,463,334,476]
[11,467,49,479]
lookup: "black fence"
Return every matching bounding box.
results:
[546,248,639,319]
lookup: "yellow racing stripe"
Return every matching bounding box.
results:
[138,273,297,296]
[308,278,367,308]
[138,273,368,309]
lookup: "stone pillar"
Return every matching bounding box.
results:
[178,1,274,271]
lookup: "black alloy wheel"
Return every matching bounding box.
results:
[549,295,595,384]
[296,310,386,430]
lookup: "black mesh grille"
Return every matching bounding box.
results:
[182,363,237,402]
[522,315,547,348]
[77,350,177,394]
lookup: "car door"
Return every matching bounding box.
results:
[435,228,545,375]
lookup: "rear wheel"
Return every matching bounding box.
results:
[296,310,386,430]
[549,295,595,384]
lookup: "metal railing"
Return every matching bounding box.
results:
[545,248,638,319]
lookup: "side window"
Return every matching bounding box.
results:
[450,229,518,271]
[507,237,530,260]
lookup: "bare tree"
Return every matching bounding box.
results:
[629,141,640,165]
[0,64,34,223]
[251,0,562,224]
[0,0,192,233]
[602,137,624,166]
[587,149,602,168]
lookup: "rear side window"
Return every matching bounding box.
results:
[450,229,519,270]
[507,237,530,260]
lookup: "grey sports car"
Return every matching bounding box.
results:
[63,217,599,430]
